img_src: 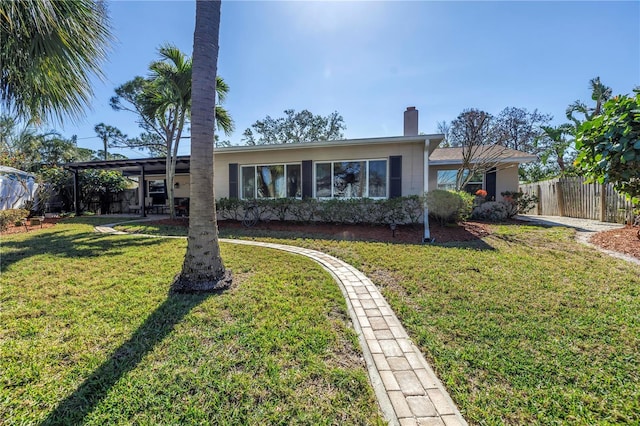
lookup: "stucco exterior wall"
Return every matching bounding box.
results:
[427,163,521,196]
[212,141,426,198]
[495,165,520,197]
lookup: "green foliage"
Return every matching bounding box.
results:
[500,191,538,218]
[450,190,475,221]
[216,196,424,226]
[0,209,30,231]
[216,197,242,220]
[0,0,112,123]
[0,219,383,424]
[472,201,509,221]
[575,90,640,205]
[425,190,469,225]
[279,227,640,424]
[242,109,346,145]
[288,198,319,223]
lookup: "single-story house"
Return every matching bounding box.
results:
[64,107,536,239]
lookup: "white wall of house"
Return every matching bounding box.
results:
[428,162,522,197]
[212,141,427,198]
[495,165,520,198]
[138,143,525,203]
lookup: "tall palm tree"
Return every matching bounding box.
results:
[0,0,112,123]
[127,45,233,218]
[566,76,612,126]
[172,0,231,292]
[538,124,574,172]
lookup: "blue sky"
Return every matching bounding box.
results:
[60,0,640,157]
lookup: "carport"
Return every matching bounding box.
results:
[64,156,191,216]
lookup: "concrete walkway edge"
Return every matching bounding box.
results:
[517,215,640,266]
[97,221,467,426]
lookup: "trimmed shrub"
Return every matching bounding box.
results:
[215,195,429,226]
[500,191,538,218]
[288,198,319,223]
[450,190,475,222]
[216,198,242,220]
[472,201,509,222]
[0,209,30,231]
[402,195,424,225]
[425,190,467,225]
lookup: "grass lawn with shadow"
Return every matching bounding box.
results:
[1,217,384,425]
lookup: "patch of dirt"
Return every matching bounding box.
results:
[589,226,640,260]
[154,219,494,244]
[0,217,62,235]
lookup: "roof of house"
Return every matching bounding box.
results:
[430,146,537,165]
[64,135,445,173]
[64,138,537,173]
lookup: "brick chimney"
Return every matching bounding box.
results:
[404,106,418,136]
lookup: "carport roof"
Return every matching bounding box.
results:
[64,156,191,176]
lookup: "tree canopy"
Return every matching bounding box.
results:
[109,45,234,218]
[0,0,112,123]
[242,109,345,145]
[575,89,640,204]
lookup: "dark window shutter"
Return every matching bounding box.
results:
[389,156,402,198]
[302,160,313,199]
[229,163,238,199]
[486,167,497,201]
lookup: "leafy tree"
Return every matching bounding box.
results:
[445,108,514,190]
[0,115,78,172]
[575,89,640,205]
[494,107,551,153]
[0,0,112,123]
[173,0,231,292]
[0,114,127,213]
[535,124,576,173]
[110,47,233,218]
[242,109,345,145]
[94,123,126,160]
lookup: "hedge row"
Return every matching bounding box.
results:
[216,196,425,225]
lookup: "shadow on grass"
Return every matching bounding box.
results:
[0,227,168,273]
[431,238,496,250]
[41,292,212,425]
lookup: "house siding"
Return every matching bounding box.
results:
[427,163,521,197]
[212,142,425,199]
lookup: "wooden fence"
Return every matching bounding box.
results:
[519,177,635,224]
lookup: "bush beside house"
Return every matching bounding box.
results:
[216,196,424,226]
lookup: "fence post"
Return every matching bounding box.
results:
[600,184,606,222]
[556,181,565,217]
[536,185,542,215]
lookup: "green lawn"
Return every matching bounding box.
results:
[260,224,640,424]
[122,219,640,424]
[0,217,384,425]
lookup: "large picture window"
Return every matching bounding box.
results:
[315,159,388,198]
[241,164,301,199]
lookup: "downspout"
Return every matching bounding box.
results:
[423,138,431,242]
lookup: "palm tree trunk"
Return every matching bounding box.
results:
[172,0,231,293]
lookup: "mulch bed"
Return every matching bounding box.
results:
[589,226,640,260]
[155,219,493,244]
[3,216,639,261]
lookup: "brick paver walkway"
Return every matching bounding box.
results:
[97,221,467,425]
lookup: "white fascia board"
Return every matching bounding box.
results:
[216,134,445,154]
[429,156,538,166]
